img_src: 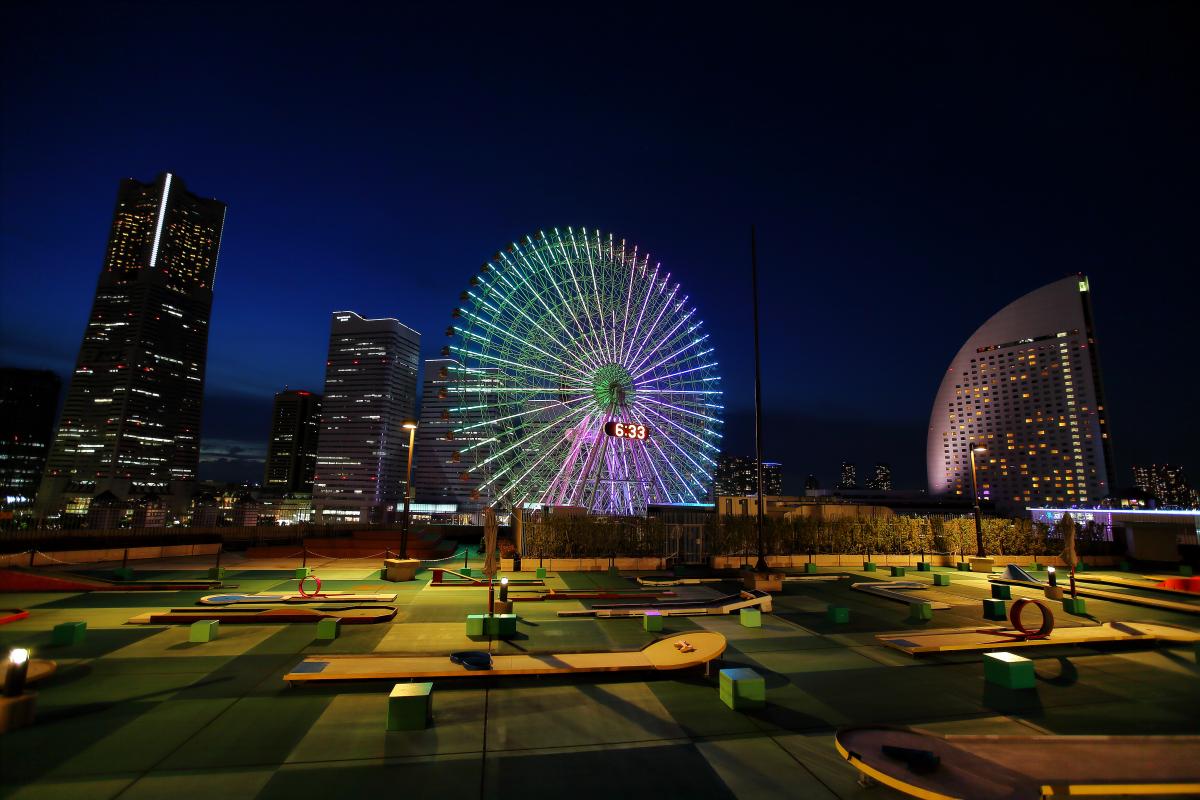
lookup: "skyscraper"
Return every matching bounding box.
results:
[264,390,322,493]
[867,463,893,491]
[1132,464,1193,507]
[312,311,420,523]
[713,456,783,496]
[0,369,61,508]
[38,173,225,519]
[838,463,857,490]
[412,359,497,510]
[927,275,1115,510]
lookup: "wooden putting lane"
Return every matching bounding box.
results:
[836,724,1200,800]
[283,631,727,684]
[877,621,1200,655]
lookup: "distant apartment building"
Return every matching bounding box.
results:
[412,359,498,511]
[0,368,61,508]
[867,463,893,491]
[927,275,1115,510]
[838,463,857,490]
[1132,464,1194,507]
[264,390,322,493]
[38,173,225,519]
[713,455,783,497]
[312,311,420,523]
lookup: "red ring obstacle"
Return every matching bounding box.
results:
[297,575,324,598]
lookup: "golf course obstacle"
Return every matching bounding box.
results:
[739,607,762,628]
[827,605,850,623]
[128,606,397,625]
[719,667,765,711]
[835,725,1200,799]
[315,618,340,640]
[643,610,663,632]
[51,622,86,646]
[189,620,218,642]
[983,598,1007,621]
[983,651,1035,689]
[387,682,432,730]
[284,632,728,684]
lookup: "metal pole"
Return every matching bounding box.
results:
[969,449,985,557]
[400,426,415,559]
[751,225,768,573]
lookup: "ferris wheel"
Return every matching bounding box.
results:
[444,227,722,516]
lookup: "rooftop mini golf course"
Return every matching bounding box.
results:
[2,553,1198,799]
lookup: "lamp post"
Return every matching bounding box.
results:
[968,442,988,558]
[399,420,418,559]
[750,225,767,573]
[4,648,29,697]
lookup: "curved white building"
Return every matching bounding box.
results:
[927,275,1115,510]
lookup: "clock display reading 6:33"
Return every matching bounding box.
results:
[603,421,650,440]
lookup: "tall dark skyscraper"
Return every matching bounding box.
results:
[867,463,893,491]
[313,311,420,523]
[713,456,783,497]
[0,368,61,509]
[838,463,857,490]
[38,173,226,519]
[1132,464,1193,507]
[264,390,322,494]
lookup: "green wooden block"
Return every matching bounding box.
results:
[1118,561,1130,572]
[465,614,486,637]
[113,567,134,581]
[208,566,226,579]
[460,567,472,577]
[739,607,762,628]
[1063,597,1088,615]
[933,573,951,586]
[486,613,517,637]
[804,562,818,574]
[863,561,876,572]
[294,567,311,578]
[916,562,931,572]
[1031,562,1042,571]
[1181,565,1194,577]
[189,619,219,642]
[907,602,933,623]
[984,651,1035,689]
[983,598,1007,621]
[991,584,1012,600]
[52,621,87,646]
[719,667,765,710]
[608,566,620,575]
[387,682,432,730]
[316,617,340,640]
[826,605,849,624]
[890,566,906,577]
[535,567,547,578]
[1075,562,1086,572]
[643,611,663,632]
[957,562,972,571]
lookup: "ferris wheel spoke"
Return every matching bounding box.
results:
[453,308,592,383]
[557,230,611,364]
[648,437,701,503]
[618,247,641,362]
[639,396,723,424]
[632,401,720,458]
[499,251,597,369]
[469,278,593,373]
[629,318,704,379]
[626,282,679,369]
[634,361,716,388]
[621,264,660,365]
[471,400,591,473]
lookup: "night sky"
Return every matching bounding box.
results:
[2,3,1197,492]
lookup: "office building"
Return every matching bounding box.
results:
[263,390,322,493]
[412,359,498,510]
[867,463,893,491]
[838,463,857,490]
[1132,464,1193,507]
[713,455,783,497]
[38,173,225,519]
[927,275,1115,510]
[0,368,61,508]
[312,311,420,523]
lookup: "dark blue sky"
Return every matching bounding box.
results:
[2,2,1197,490]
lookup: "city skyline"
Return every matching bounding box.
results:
[2,4,1198,497]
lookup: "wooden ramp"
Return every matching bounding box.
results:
[198,592,396,605]
[127,606,397,625]
[852,581,954,609]
[835,724,1200,800]
[429,569,543,586]
[557,590,772,617]
[636,576,724,587]
[283,631,727,684]
[990,576,1200,615]
[1073,573,1200,597]
[877,621,1200,655]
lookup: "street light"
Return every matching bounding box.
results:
[968,442,988,558]
[399,420,418,559]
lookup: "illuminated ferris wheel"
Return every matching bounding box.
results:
[444,227,722,515]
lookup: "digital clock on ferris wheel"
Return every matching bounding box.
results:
[603,421,650,440]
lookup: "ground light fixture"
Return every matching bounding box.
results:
[499,576,509,603]
[1047,566,1058,587]
[4,647,29,697]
